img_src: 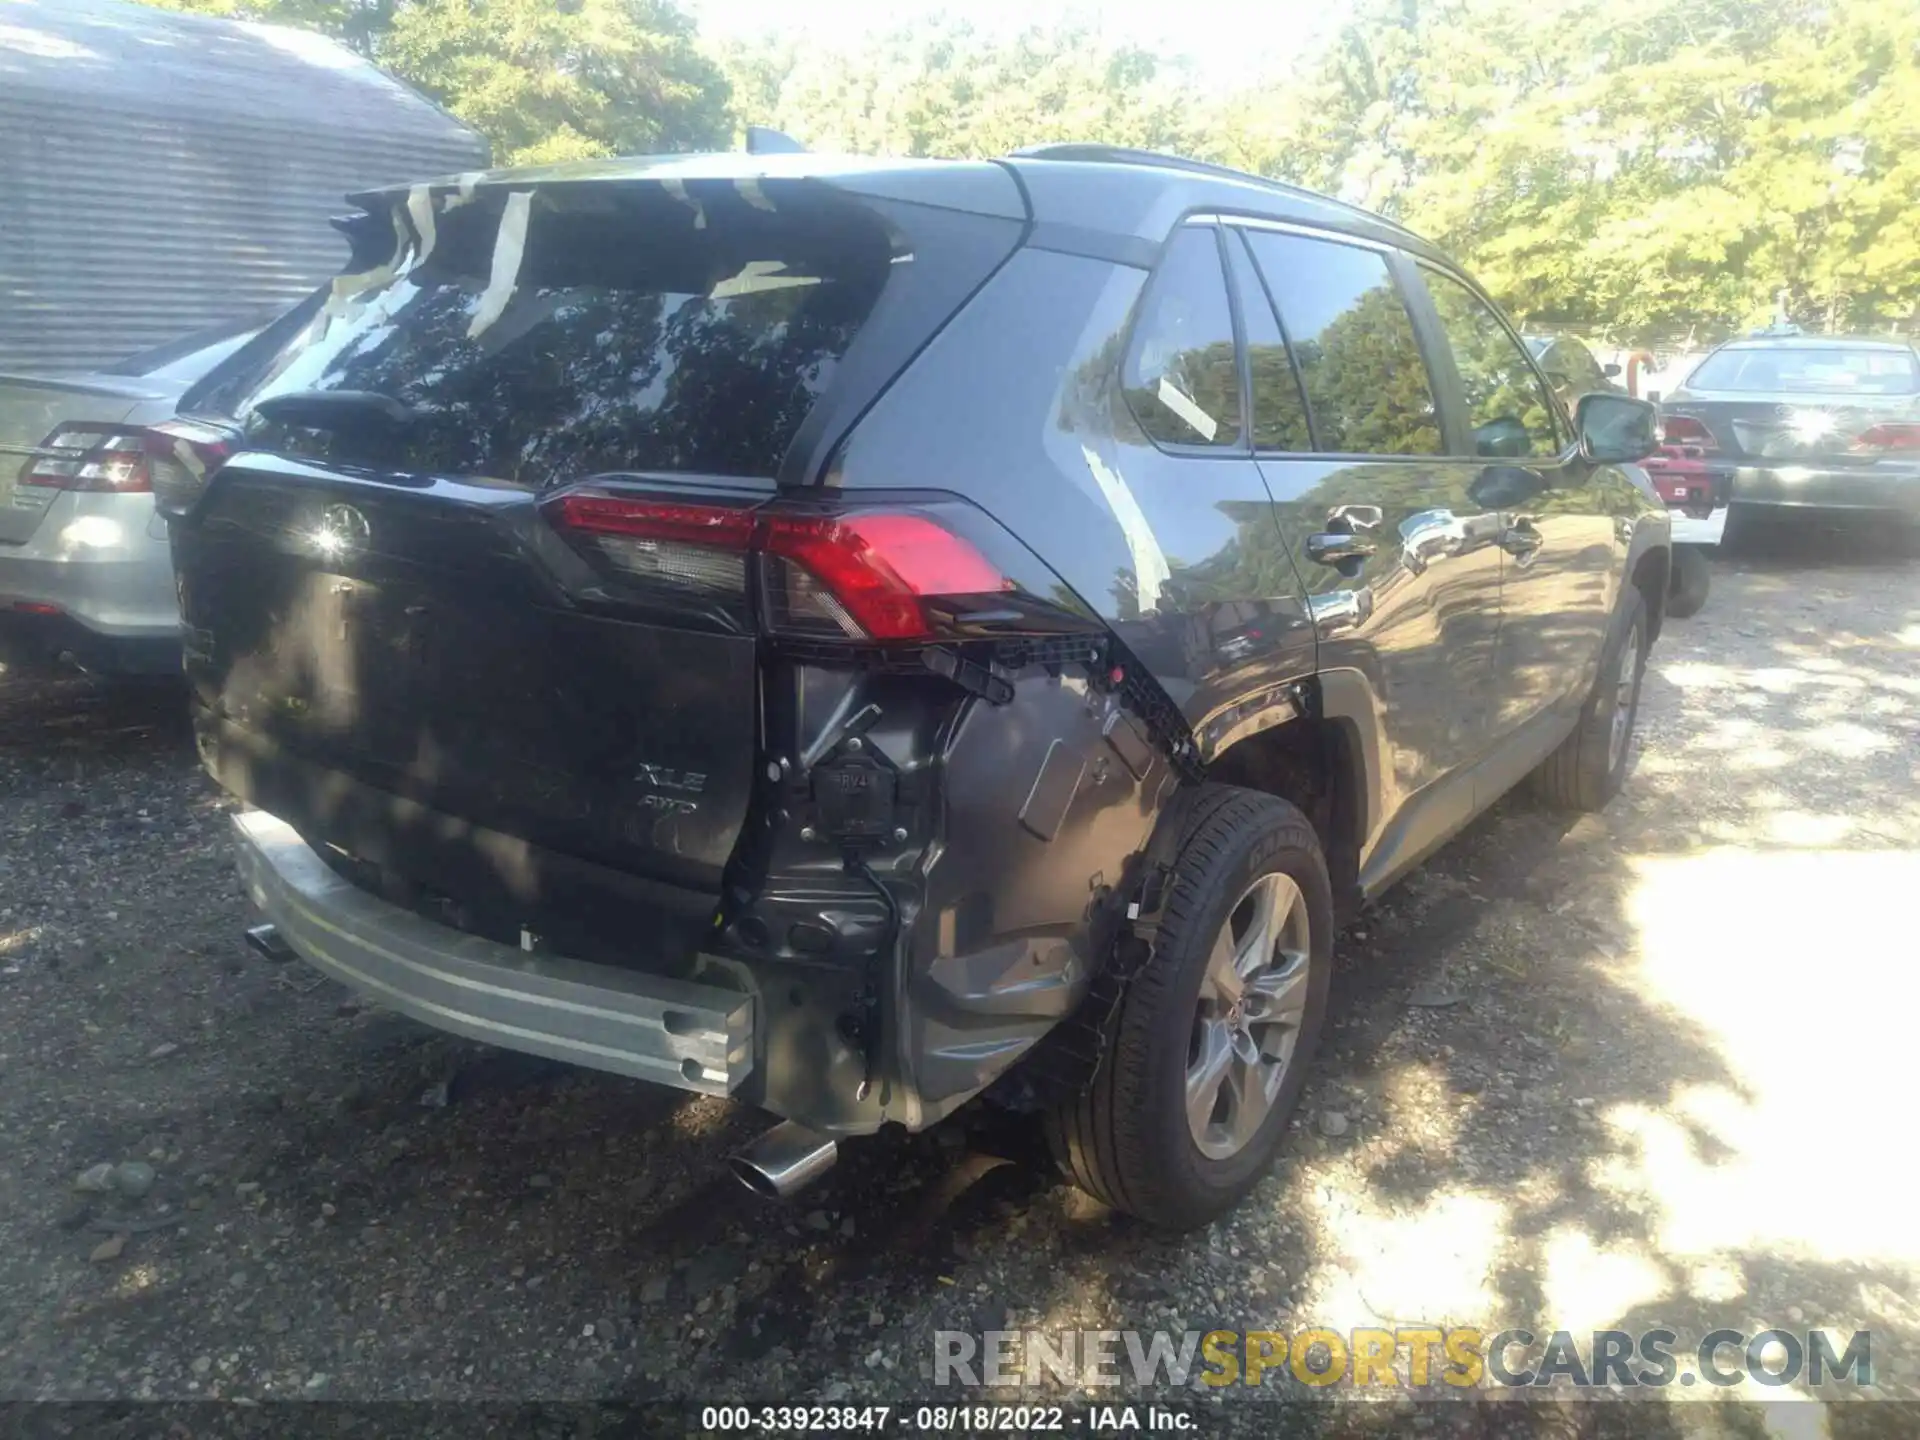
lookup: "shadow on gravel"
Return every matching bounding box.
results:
[0,672,190,757]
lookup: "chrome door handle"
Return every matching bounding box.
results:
[1305,533,1376,572]
[1499,517,1544,558]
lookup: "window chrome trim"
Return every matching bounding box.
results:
[1185,212,1396,255]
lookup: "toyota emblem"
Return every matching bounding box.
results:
[314,502,371,558]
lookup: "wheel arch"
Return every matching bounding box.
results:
[1205,704,1366,924]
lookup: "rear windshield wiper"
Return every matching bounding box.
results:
[251,390,418,429]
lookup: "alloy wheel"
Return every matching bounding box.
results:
[1186,870,1314,1161]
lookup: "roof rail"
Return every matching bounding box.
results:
[1008,143,1416,236]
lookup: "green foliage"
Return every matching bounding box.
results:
[1255,0,1920,338]
[141,0,731,164]
[132,0,1920,335]
[381,0,731,164]
[135,0,394,57]
[714,18,1210,160]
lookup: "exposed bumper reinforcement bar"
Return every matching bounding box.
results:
[232,809,754,1096]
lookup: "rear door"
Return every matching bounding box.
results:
[1411,263,1613,739]
[1089,221,1316,754]
[1238,224,1505,849]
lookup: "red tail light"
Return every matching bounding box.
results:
[145,420,236,516]
[544,490,1017,642]
[1658,414,1717,449]
[1853,423,1920,455]
[760,512,1008,640]
[17,424,151,493]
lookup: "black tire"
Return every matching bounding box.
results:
[1531,587,1649,812]
[1044,784,1333,1231]
[1666,545,1710,619]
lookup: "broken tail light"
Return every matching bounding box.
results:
[145,420,238,517]
[543,489,1087,643]
[17,424,153,493]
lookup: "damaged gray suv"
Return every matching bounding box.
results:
[162,145,1669,1230]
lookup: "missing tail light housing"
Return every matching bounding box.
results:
[145,420,237,517]
[543,488,1092,643]
[17,424,152,493]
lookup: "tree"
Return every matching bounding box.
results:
[138,0,732,165]
[380,0,731,164]
[1227,0,1920,338]
[718,19,1210,160]
[128,0,1920,336]
[137,0,395,57]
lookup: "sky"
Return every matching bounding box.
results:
[685,0,1349,89]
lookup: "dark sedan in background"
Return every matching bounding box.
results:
[1658,335,1920,540]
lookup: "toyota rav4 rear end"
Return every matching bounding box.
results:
[167,155,1180,1190]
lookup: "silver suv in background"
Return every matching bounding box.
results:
[0,322,256,677]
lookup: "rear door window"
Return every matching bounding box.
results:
[1122,226,1243,448]
[1241,231,1442,457]
[1224,229,1312,452]
[194,185,894,483]
[1421,267,1564,457]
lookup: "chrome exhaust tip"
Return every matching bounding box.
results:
[244,922,295,962]
[729,1120,838,1200]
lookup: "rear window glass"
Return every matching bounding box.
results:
[1122,226,1243,448]
[195,184,893,483]
[1688,346,1919,395]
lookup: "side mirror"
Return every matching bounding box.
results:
[1468,465,1543,511]
[1471,415,1532,458]
[1575,392,1658,463]
[1601,362,1622,378]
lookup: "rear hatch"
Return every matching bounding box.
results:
[1666,344,1920,465]
[173,162,1027,917]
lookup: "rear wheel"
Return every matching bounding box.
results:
[1666,545,1710,619]
[1045,785,1332,1230]
[1531,588,1649,812]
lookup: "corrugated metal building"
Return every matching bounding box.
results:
[0,0,488,373]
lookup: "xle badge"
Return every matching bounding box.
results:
[636,763,705,815]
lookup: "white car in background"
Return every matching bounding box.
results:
[0,321,257,678]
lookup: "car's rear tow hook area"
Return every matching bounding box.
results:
[244,921,295,963]
[729,1120,839,1199]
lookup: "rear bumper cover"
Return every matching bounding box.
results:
[233,808,755,1096]
[1716,461,1920,515]
[0,606,180,675]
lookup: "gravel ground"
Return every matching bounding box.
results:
[4,534,1918,1436]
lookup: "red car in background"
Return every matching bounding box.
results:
[1641,416,1721,618]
